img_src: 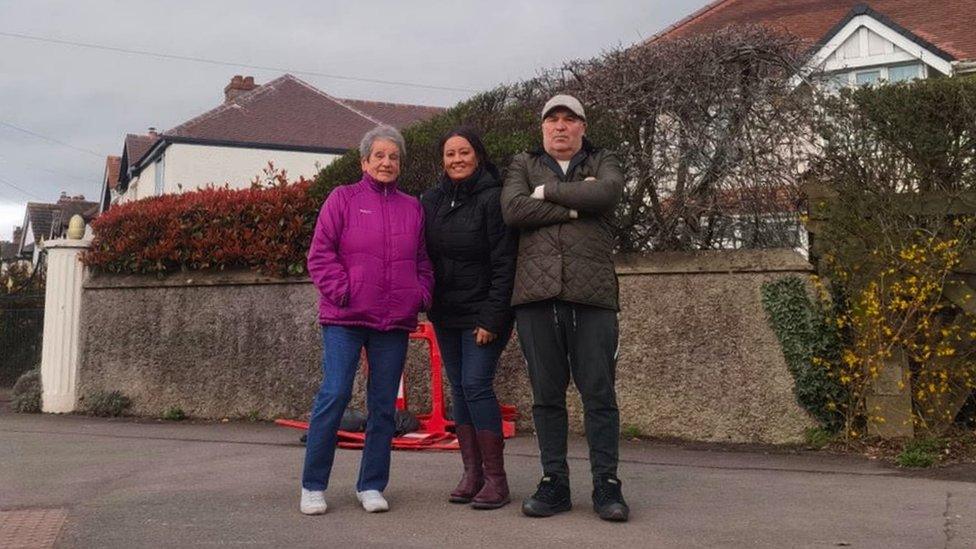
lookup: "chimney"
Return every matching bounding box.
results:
[224,75,258,103]
[57,192,85,204]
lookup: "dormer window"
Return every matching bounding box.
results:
[887,63,924,83]
[855,70,881,86]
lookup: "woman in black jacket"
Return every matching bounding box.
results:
[421,127,517,510]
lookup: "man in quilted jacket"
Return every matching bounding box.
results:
[500,94,628,522]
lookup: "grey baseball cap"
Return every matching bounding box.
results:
[541,94,586,120]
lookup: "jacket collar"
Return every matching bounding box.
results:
[360,171,399,193]
[529,136,598,159]
[437,164,499,198]
[531,138,598,179]
[530,139,595,180]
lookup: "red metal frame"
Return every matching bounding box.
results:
[276,321,516,451]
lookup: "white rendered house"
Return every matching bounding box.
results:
[110,74,443,205]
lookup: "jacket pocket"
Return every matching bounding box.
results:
[344,273,365,308]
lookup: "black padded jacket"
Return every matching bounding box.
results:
[420,166,517,334]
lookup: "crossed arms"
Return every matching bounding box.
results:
[500,152,624,228]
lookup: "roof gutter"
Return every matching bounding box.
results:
[953,60,976,74]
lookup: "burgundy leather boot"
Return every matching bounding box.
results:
[471,430,510,509]
[449,424,484,503]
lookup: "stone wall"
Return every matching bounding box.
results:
[78,249,817,443]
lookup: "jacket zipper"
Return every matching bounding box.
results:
[557,162,570,271]
[382,185,390,329]
[449,181,461,209]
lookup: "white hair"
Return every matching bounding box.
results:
[359,125,406,159]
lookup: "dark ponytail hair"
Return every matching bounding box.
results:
[438,126,498,178]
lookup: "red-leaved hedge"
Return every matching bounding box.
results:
[83,173,319,277]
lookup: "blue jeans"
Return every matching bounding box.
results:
[433,323,511,435]
[302,325,408,492]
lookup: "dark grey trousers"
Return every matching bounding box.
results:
[515,299,620,482]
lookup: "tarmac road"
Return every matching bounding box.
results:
[2,412,975,548]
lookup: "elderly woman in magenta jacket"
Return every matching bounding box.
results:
[300,125,433,516]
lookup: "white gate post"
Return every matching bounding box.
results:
[40,237,91,413]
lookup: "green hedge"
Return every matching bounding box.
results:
[311,84,631,203]
[311,84,555,202]
[312,26,810,253]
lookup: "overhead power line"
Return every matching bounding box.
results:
[0,154,93,183]
[0,120,104,158]
[0,175,45,201]
[0,30,480,94]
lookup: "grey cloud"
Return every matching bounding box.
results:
[0,0,709,240]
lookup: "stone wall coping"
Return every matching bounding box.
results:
[84,249,812,290]
[615,249,814,276]
[84,270,310,290]
[43,238,93,250]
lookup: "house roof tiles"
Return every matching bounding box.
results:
[649,0,976,62]
[24,203,60,243]
[162,74,444,154]
[339,98,446,131]
[124,134,157,165]
[104,155,122,190]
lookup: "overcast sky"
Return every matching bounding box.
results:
[0,0,711,241]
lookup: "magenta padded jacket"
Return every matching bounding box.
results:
[307,173,434,331]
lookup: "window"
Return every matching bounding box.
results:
[825,72,850,92]
[888,64,922,83]
[856,70,881,86]
[153,157,165,195]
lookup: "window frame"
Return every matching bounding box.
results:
[153,156,165,196]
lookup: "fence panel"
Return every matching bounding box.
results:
[0,294,44,387]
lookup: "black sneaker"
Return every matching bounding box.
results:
[592,476,629,522]
[521,475,571,517]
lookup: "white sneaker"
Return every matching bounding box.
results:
[356,490,389,513]
[300,488,328,515]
